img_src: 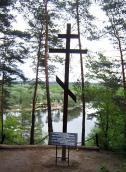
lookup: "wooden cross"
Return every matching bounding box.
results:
[49,23,87,133]
[49,23,87,160]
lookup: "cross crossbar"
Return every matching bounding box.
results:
[49,48,87,54]
[56,76,76,102]
[58,34,79,39]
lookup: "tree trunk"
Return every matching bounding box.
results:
[0,72,4,144]
[118,37,126,144]
[108,15,126,147]
[30,30,43,144]
[115,31,126,144]
[117,35,126,144]
[109,15,126,98]
[44,0,53,133]
[105,110,109,149]
[76,0,86,146]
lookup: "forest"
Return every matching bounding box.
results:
[0,0,126,153]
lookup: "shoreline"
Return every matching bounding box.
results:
[5,104,81,113]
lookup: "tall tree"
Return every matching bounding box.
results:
[99,0,126,147]
[66,0,94,145]
[101,0,126,99]
[86,54,122,149]
[20,0,62,142]
[30,24,44,144]
[0,0,28,143]
[76,0,86,146]
[44,0,53,133]
[20,0,47,144]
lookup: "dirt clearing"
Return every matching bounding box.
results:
[0,145,125,172]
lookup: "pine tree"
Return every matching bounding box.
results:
[76,0,86,146]
[99,0,126,149]
[44,0,53,133]
[56,0,95,145]
[101,0,126,99]
[0,0,29,143]
[86,53,122,149]
[20,0,62,143]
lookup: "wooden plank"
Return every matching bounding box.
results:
[49,48,87,54]
[56,76,76,102]
[58,34,79,39]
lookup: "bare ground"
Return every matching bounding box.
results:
[0,145,125,172]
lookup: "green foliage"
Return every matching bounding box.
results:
[74,53,126,151]
[0,0,29,143]
[2,110,46,144]
[9,84,32,108]
[100,166,114,172]
[7,83,78,110]
[55,0,96,39]
[3,113,25,144]
[1,0,126,149]
[50,84,63,103]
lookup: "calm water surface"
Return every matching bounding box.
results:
[40,106,96,143]
[8,105,96,144]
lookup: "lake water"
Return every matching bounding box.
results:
[40,106,96,144]
[6,105,96,144]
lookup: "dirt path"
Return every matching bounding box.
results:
[0,146,125,172]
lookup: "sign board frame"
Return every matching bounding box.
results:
[49,132,78,147]
[48,132,78,166]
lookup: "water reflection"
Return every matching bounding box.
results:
[41,107,96,143]
[52,109,61,122]
[5,106,96,144]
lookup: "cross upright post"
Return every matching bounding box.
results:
[49,23,87,161]
[63,23,71,133]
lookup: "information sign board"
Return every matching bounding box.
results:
[49,132,78,147]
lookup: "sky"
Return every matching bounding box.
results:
[13,3,116,82]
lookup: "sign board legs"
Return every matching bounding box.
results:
[55,145,70,166]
